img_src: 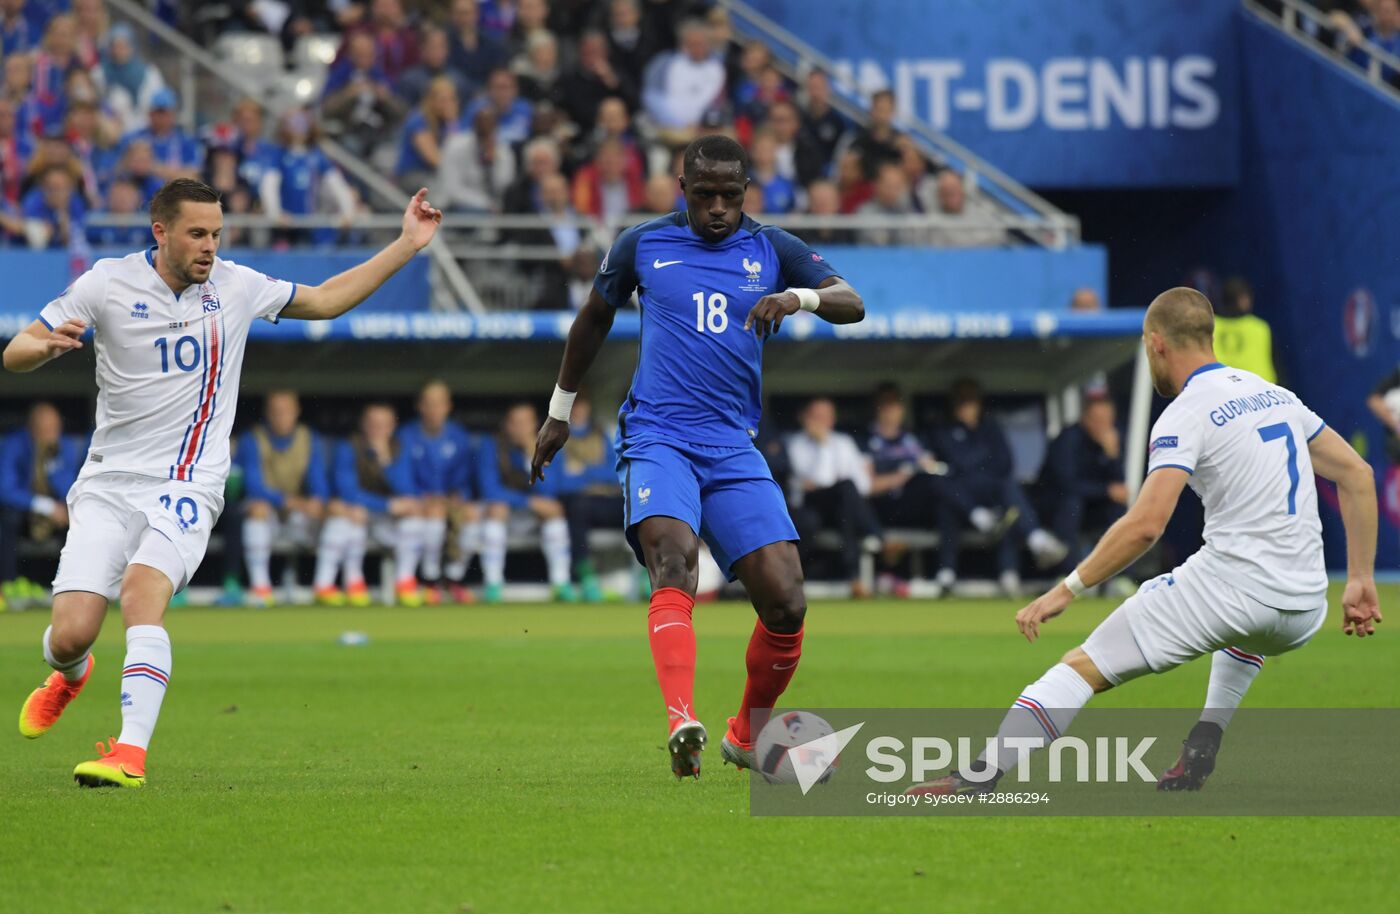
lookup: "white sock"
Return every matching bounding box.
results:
[481,518,507,586]
[541,517,571,586]
[970,507,997,534]
[1200,648,1263,729]
[313,516,351,589]
[342,522,369,587]
[243,516,274,590]
[420,517,447,582]
[393,516,424,585]
[118,625,172,751]
[43,625,90,683]
[446,521,482,581]
[978,662,1095,780]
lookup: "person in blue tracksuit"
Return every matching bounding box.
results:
[327,402,422,605]
[932,378,1068,595]
[236,390,330,604]
[398,380,478,603]
[477,401,572,603]
[1039,393,1128,567]
[0,401,85,589]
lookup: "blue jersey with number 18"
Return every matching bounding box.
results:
[593,212,839,447]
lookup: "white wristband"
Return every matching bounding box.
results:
[787,287,820,312]
[1063,569,1087,597]
[547,385,577,423]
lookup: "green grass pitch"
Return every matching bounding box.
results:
[1,587,1397,913]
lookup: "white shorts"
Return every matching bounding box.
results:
[1082,562,1327,685]
[53,472,225,600]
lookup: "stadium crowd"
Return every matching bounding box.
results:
[0,379,1135,609]
[0,0,1006,260]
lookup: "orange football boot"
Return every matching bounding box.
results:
[19,656,94,738]
[345,580,373,607]
[73,738,146,788]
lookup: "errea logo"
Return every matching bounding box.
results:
[130,302,149,319]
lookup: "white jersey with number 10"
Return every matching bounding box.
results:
[1146,362,1328,610]
[39,248,296,491]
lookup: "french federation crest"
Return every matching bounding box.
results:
[740,256,766,292]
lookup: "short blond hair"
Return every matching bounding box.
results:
[1146,287,1215,349]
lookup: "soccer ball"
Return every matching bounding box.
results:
[753,710,839,786]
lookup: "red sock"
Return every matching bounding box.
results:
[733,621,804,747]
[647,587,697,731]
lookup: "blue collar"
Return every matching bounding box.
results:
[145,245,156,268]
[1182,362,1225,389]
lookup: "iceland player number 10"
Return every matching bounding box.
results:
[692,291,729,334]
[154,335,202,373]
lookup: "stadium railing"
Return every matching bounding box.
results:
[1248,0,1400,96]
[105,0,1081,302]
[104,0,486,313]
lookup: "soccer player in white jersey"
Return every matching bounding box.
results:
[3,178,442,788]
[911,287,1382,796]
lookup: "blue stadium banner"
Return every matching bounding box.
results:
[0,244,1107,327]
[0,308,1144,344]
[749,0,1240,188]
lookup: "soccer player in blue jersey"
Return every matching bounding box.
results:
[531,135,866,779]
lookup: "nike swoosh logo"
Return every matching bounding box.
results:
[653,621,690,633]
[772,661,798,671]
[653,259,683,269]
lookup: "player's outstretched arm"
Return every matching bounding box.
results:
[1308,426,1382,637]
[743,277,863,339]
[280,189,443,321]
[1015,467,1187,642]
[2,318,86,373]
[531,289,618,484]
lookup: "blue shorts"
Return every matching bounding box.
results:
[615,434,798,581]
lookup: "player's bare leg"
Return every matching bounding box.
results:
[74,564,174,789]
[18,591,104,738]
[637,516,706,778]
[723,541,807,771]
[908,647,1112,796]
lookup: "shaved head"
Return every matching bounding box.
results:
[1144,287,1218,397]
[1145,287,1215,350]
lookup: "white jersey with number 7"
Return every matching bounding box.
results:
[39,248,296,489]
[1146,361,1328,610]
